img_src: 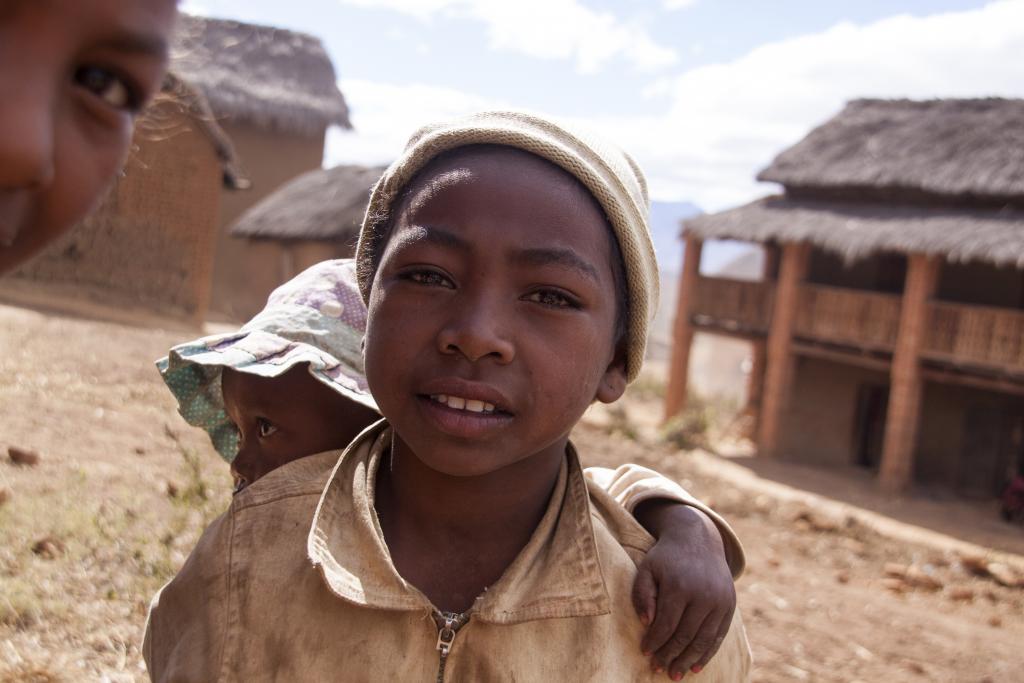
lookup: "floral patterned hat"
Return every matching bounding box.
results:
[157,259,377,462]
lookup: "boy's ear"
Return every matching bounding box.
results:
[595,344,628,405]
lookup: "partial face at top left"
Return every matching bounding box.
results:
[0,0,177,274]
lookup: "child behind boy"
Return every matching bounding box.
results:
[146,112,751,681]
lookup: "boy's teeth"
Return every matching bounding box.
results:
[430,394,497,414]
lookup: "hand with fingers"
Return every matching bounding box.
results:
[632,501,737,680]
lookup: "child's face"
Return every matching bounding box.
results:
[221,366,378,491]
[363,147,627,478]
[0,0,176,274]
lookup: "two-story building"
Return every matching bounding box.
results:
[665,98,1024,497]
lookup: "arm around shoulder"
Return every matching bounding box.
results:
[583,463,746,578]
[144,507,234,683]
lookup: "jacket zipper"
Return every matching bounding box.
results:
[434,610,469,683]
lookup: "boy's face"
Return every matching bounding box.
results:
[0,0,176,274]
[221,366,378,491]
[363,147,627,478]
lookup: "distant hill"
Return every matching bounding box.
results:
[648,200,701,274]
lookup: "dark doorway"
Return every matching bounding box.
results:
[958,407,1024,498]
[958,405,1024,497]
[853,384,889,469]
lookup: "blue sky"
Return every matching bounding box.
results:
[183,0,1024,238]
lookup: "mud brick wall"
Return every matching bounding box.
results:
[9,102,222,324]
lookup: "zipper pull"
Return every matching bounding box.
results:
[435,613,459,656]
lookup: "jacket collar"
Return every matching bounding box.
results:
[308,420,611,624]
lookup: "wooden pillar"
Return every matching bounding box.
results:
[743,244,779,435]
[664,236,703,422]
[878,254,940,493]
[757,242,810,458]
[743,340,767,437]
[763,243,781,280]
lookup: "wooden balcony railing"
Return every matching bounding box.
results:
[924,302,1024,371]
[691,275,1024,373]
[691,276,774,335]
[794,284,902,351]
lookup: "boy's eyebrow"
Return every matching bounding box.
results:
[393,227,601,282]
[513,247,600,283]
[389,225,470,253]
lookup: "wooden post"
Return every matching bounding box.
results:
[743,244,778,435]
[744,340,767,437]
[757,242,810,458]
[664,236,703,422]
[878,254,940,493]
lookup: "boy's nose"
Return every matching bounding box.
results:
[0,82,57,189]
[437,301,515,364]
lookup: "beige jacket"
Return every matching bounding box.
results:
[144,424,751,682]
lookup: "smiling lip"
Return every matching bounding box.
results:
[418,378,512,414]
[416,378,514,439]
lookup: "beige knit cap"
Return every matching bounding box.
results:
[355,110,659,382]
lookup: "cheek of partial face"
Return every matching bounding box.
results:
[44,120,131,244]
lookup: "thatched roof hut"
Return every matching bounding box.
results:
[685,98,1024,267]
[758,98,1024,204]
[230,164,383,244]
[171,14,351,137]
[685,196,1024,268]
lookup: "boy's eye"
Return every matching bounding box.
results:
[257,418,278,438]
[74,65,142,113]
[523,289,577,309]
[406,270,454,288]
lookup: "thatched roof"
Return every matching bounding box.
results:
[684,196,1024,269]
[759,98,1024,202]
[230,164,385,242]
[171,14,351,138]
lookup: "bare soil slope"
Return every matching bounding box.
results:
[1,304,1021,682]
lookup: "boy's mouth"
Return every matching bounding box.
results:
[415,380,514,439]
[429,394,496,414]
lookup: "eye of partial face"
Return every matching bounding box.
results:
[73,65,143,113]
[256,418,278,439]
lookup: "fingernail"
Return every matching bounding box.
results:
[672,673,683,681]
[691,664,703,674]
[653,666,663,673]
[640,613,650,626]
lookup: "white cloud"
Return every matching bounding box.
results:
[179,1,211,16]
[615,0,1024,209]
[326,79,512,168]
[336,0,677,73]
[663,0,698,10]
[330,1,1024,212]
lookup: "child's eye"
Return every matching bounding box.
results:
[257,418,278,438]
[523,289,578,309]
[405,270,454,288]
[74,65,143,113]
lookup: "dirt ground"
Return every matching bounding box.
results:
[2,302,1023,682]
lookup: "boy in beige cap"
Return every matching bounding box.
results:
[144,112,752,682]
